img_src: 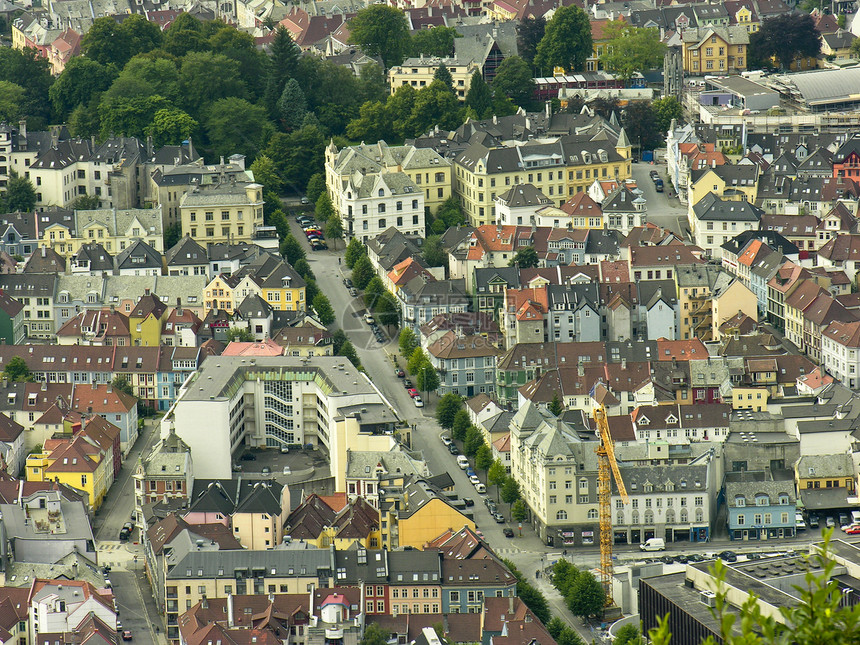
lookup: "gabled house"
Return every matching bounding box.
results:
[165,236,208,277]
[129,290,168,347]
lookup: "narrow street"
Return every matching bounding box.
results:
[630,159,690,240]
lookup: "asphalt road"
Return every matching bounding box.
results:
[630,158,690,240]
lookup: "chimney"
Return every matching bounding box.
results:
[227,593,235,628]
[146,134,154,158]
[41,246,46,257]
[621,358,627,370]
[176,297,183,316]
[17,119,26,148]
[144,287,151,296]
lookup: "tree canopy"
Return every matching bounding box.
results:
[600,22,666,81]
[748,14,821,71]
[348,5,411,68]
[534,5,592,74]
[516,17,546,64]
[492,56,535,108]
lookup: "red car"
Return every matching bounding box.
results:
[121,631,133,641]
[407,388,419,398]
[395,369,405,378]
[844,525,860,535]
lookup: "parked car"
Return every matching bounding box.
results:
[469,474,480,486]
[826,516,836,529]
[300,196,309,205]
[240,452,257,461]
[809,513,820,528]
[650,170,659,181]
[654,178,664,192]
[840,513,850,527]
[403,379,413,388]
[349,288,357,297]
[448,444,460,455]
[414,396,424,407]
[261,466,271,475]
[119,527,131,541]
[718,550,738,562]
[462,497,474,507]
[493,513,505,523]
[283,466,292,475]
[311,240,328,250]
[364,313,375,324]
[844,524,860,535]
[395,369,405,378]
[441,435,452,446]
[344,278,353,288]
[503,528,514,538]
[407,388,419,398]
[122,631,133,641]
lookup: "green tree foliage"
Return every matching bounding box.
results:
[2,172,36,213]
[546,617,566,640]
[266,124,325,194]
[206,97,273,160]
[73,194,101,210]
[111,375,135,396]
[226,327,254,342]
[493,56,535,107]
[0,81,25,123]
[338,339,362,369]
[556,627,585,645]
[511,499,528,522]
[465,71,493,119]
[501,477,521,504]
[510,246,539,268]
[534,5,592,73]
[551,560,580,597]
[451,409,471,442]
[411,26,460,58]
[104,55,181,105]
[591,97,620,120]
[488,459,507,489]
[411,80,463,134]
[250,155,284,195]
[652,96,684,138]
[623,101,662,153]
[501,559,551,625]
[421,235,446,267]
[279,233,305,265]
[325,213,344,247]
[347,101,391,143]
[312,293,335,325]
[98,94,170,139]
[146,108,197,147]
[306,173,326,204]
[613,624,642,645]
[179,51,246,117]
[516,17,546,64]
[364,276,386,309]
[567,572,606,620]
[50,57,116,119]
[315,192,335,223]
[549,392,563,416]
[464,426,484,457]
[331,329,348,354]
[358,63,388,104]
[277,78,307,131]
[2,356,31,382]
[399,327,419,356]
[0,48,53,128]
[351,254,375,290]
[375,291,400,328]
[748,14,821,71]
[163,13,207,58]
[264,26,301,117]
[345,237,367,269]
[475,443,493,470]
[428,196,466,234]
[208,25,267,101]
[416,359,440,392]
[304,277,319,305]
[164,224,182,249]
[433,63,455,92]
[269,210,289,239]
[600,22,666,81]
[359,623,389,645]
[82,15,162,68]
[838,14,847,29]
[294,258,314,282]
[348,5,411,68]
[436,393,463,430]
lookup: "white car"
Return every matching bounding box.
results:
[469,475,481,486]
[363,313,374,324]
[283,466,292,475]
[414,396,424,408]
[440,435,453,446]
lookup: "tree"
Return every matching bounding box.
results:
[315,192,335,223]
[838,14,847,29]
[312,293,335,325]
[73,195,101,210]
[304,277,319,305]
[652,96,684,138]
[264,26,301,117]
[0,81,25,123]
[546,617,566,640]
[49,57,115,118]
[411,25,460,58]
[111,375,135,396]
[411,81,463,135]
[226,327,254,342]
[146,108,197,147]
[164,223,182,249]
[475,443,493,470]
[306,173,326,204]
[509,246,539,268]
[2,172,36,213]
[549,392,563,416]
[421,235,446,267]
[551,560,580,597]
[277,78,307,131]
[364,276,386,309]
[465,71,493,119]
[516,17,546,65]
[493,57,535,107]
[600,22,666,81]
[386,84,419,139]
[208,25,268,101]
[359,622,389,645]
[556,627,585,645]
[567,572,605,620]
[0,48,53,128]
[501,477,521,504]
[748,14,821,71]
[81,17,133,68]
[415,357,440,393]
[534,5,592,74]
[351,254,375,290]
[463,426,484,457]
[325,213,344,249]
[590,96,619,119]
[399,328,418,356]
[280,234,306,265]
[294,258,314,281]
[206,97,273,160]
[180,52,247,118]
[511,499,528,522]
[451,409,471,442]
[345,238,367,270]
[103,54,181,105]
[623,101,662,153]
[3,356,32,382]
[266,123,325,193]
[433,63,455,92]
[436,393,463,430]
[98,94,171,139]
[375,291,400,328]
[338,339,362,369]
[250,155,284,196]
[488,459,507,489]
[502,559,551,625]
[331,329,348,355]
[163,13,207,58]
[348,5,411,68]
[613,625,642,645]
[358,62,388,104]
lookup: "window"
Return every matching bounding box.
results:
[556,510,567,520]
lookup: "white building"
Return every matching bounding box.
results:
[334,172,425,243]
[161,356,399,480]
[29,580,117,642]
[494,184,553,226]
[822,320,860,390]
[690,193,763,260]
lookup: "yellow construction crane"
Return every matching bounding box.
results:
[594,405,628,606]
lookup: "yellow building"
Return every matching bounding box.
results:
[731,386,768,411]
[180,182,264,246]
[283,495,382,550]
[41,207,165,258]
[26,437,112,510]
[129,291,168,347]
[388,57,482,102]
[203,256,306,316]
[676,264,757,341]
[398,495,476,548]
[795,454,855,494]
[231,481,290,549]
[325,140,453,215]
[687,166,759,215]
[681,26,750,75]
[454,132,632,226]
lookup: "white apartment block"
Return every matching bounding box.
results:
[822,320,860,390]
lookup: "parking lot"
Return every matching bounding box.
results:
[233,445,329,481]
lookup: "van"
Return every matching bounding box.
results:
[851,510,860,525]
[457,455,469,469]
[640,538,666,552]
[474,483,486,494]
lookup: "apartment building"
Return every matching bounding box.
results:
[388,57,482,101]
[161,356,399,479]
[680,26,750,75]
[676,264,757,341]
[180,182,264,246]
[40,207,164,258]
